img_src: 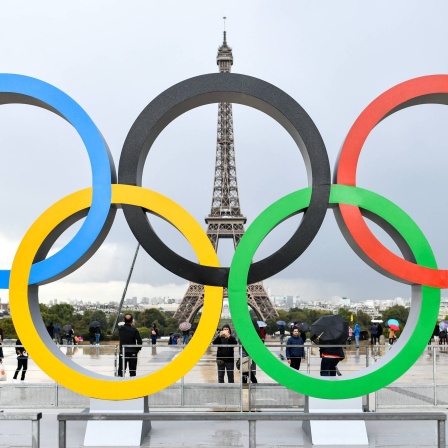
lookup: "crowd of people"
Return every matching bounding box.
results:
[212,319,345,381]
[4,316,446,382]
[45,322,101,346]
[431,323,448,346]
[213,320,271,384]
[346,322,394,347]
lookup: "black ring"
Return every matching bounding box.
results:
[118,73,331,286]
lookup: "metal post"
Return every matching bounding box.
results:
[375,389,378,412]
[437,418,445,448]
[365,392,370,412]
[365,346,371,411]
[433,345,437,405]
[55,382,59,407]
[248,420,256,448]
[111,243,140,334]
[306,345,310,374]
[122,346,125,377]
[240,344,243,412]
[248,355,253,411]
[31,419,40,448]
[181,345,185,407]
[58,420,66,448]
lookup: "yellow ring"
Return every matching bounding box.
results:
[10,184,222,400]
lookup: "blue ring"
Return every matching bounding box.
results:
[0,74,114,287]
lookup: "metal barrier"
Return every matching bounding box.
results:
[57,411,447,448]
[0,411,42,447]
[2,341,448,410]
[375,345,448,409]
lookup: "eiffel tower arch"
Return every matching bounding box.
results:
[174,29,278,324]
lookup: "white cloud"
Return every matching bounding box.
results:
[0,1,446,302]
[3,281,189,304]
[0,233,21,270]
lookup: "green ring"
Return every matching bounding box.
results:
[228,185,440,399]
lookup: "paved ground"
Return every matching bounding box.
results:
[1,340,448,446]
[1,339,447,384]
[0,408,446,447]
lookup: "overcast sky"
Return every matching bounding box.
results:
[1,1,448,304]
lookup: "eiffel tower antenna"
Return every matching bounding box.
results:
[223,16,227,43]
[174,26,278,324]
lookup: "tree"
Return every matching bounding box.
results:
[276,310,289,321]
[287,308,309,324]
[163,317,179,335]
[39,304,53,326]
[354,310,372,329]
[108,313,118,331]
[136,308,166,328]
[83,310,108,330]
[302,309,330,324]
[382,305,409,327]
[266,318,278,335]
[137,327,152,339]
[0,318,17,339]
[45,304,75,325]
[67,313,85,338]
[337,308,352,323]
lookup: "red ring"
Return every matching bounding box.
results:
[336,75,448,288]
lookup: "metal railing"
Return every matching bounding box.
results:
[0,411,42,448]
[57,411,447,448]
[375,344,448,409]
[1,341,448,410]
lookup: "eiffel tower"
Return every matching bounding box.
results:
[174,28,278,324]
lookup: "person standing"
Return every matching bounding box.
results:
[95,326,101,345]
[213,324,237,383]
[286,327,305,370]
[13,339,28,382]
[89,326,96,345]
[0,325,4,362]
[347,326,353,345]
[118,314,142,377]
[354,323,361,347]
[279,324,286,346]
[151,324,159,346]
[370,323,378,345]
[259,326,266,343]
[241,345,257,384]
[320,344,345,376]
[241,319,261,383]
[439,329,447,345]
[65,325,74,345]
[433,324,440,345]
[46,322,54,341]
[377,322,384,344]
[388,327,396,345]
[54,323,61,344]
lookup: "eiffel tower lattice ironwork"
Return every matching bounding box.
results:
[174,29,278,324]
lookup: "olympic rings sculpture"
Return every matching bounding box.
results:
[3,72,444,400]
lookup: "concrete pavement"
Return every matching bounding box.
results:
[1,340,448,446]
[0,408,446,447]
